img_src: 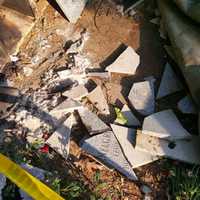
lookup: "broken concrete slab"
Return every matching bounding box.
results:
[86,72,109,79]
[142,109,191,140]
[117,104,141,126]
[156,63,183,99]
[128,80,155,116]
[87,86,110,115]
[78,108,110,135]
[81,131,138,180]
[177,96,197,114]
[62,84,88,100]
[20,164,46,200]
[135,133,200,165]
[111,124,159,168]
[105,46,140,75]
[55,0,88,23]
[46,114,74,159]
[0,174,6,200]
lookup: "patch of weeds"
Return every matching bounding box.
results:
[167,161,200,200]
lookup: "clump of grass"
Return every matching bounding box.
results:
[168,164,200,200]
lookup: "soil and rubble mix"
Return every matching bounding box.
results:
[0,0,199,199]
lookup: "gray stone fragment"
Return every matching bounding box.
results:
[55,0,88,23]
[87,86,110,115]
[0,174,6,200]
[140,185,152,194]
[177,96,197,114]
[86,72,109,79]
[62,84,88,100]
[142,109,191,140]
[111,124,159,168]
[106,47,140,75]
[46,114,75,159]
[81,131,138,180]
[128,80,155,116]
[157,63,183,99]
[20,164,46,200]
[78,108,110,134]
[120,104,141,126]
[135,133,200,164]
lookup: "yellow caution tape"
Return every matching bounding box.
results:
[0,153,64,200]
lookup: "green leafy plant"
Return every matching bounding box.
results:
[114,107,128,125]
[168,165,200,200]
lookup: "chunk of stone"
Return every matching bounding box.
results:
[55,0,88,23]
[120,104,141,126]
[142,109,191,140]
[62,84,88,100]
[57,69,72,79]
[140,185,152,194]
[78,108,110,134]
[86,72,109,79]
[135,133,200,164]
[156,63,183,99]
[0,174,6,200]
[106,47,140,75]
[128,80,155,116]
[111,124,159,168]
[81,131,138,180]
[177,96,197,114]
[20,164,46,200]
[87,86,110,115]
[46,114,75,159]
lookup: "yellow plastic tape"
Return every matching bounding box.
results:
[0,153,64,200]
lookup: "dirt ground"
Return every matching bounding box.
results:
[1,0,197,199]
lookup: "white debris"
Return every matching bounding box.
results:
[23,67,33,77]
[177,96,197,114]
[78,108,110,135]
[81,131,138,180]
[55,0,88,23]
[20,164,46,200]
[46,114,75,159]
[87,86,110,115]
[111,124,159,168]
[57,70,72,79]
[128,80,155,116]
[62,84,88,100]
[156,63,183,99]
[124,0,145,14]
[86,72,109,79]
[106,47,140,75]
[0,174,6,200]
[135,133,200,164]
[9,55,19,62]
[142,109,191,140]
[118,104,141,126]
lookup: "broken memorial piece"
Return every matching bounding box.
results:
[46,114,75,159]
[142,109,191,140]
[135,133,200,165]
[78,108,110,135]
[55,0,88,23]
[87,86,110,115]
[105,46,140,75]
[128,80,155,116]
[81,131,138,180]
[111,124,159,168]
[156,63,183,99]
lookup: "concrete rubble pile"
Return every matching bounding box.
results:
[0,0,199,186]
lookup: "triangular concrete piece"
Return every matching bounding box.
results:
[111,124,159,168]
[135,133,200,165]
[62,84,88,100]
[78,108,110,135]
[128,80,155,116]
[0,174,6,200]
[142,109,191,140]
[121,104,141,126]
[55,0,88,23]
[106,47,140,75]
[157,63,183,99]
[46,114,75,159]
[177,96,197,114]
[87,86,110,115]
[81,131,138,180]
